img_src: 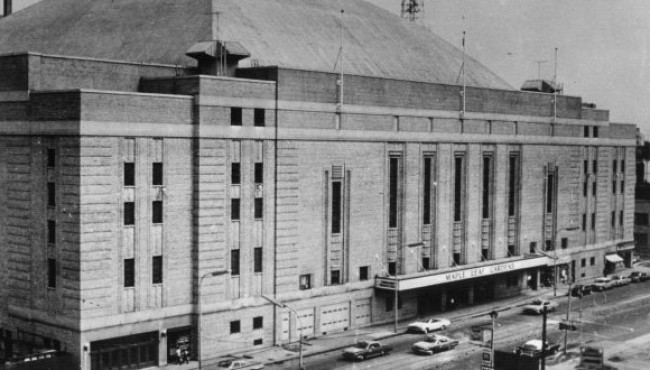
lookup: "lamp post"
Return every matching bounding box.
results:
[261,295,305,370]
[198,270,230,370]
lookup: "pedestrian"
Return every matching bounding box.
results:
[182,349,189,364]
[175,347,181,365]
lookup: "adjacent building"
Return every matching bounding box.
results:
[635,140,650,258]
[0,0,638,369]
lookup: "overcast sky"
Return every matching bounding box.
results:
[6,0,650,136]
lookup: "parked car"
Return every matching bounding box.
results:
[610,275,631,287]
[341,340,392,361]
[411,334,459,355]
[522,299,558,315]
[629,271,649,283]
[591,277,615,291]
[570,284,593,297]
[407,318,451,333]
[515,339,561,358]
[217,359,264,370]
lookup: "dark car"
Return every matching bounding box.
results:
[342,341,393,361]
[629,271,648,283]
[571,284,593,297]
[515,340,561,358]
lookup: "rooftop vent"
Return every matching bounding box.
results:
[520,79,563,94]
[186,40,250,76]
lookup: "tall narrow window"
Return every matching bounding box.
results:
[613,160,618,174]
[47,220,56,244]
[546,172,555,214]
[231,107,242,126]
[388,262,396,276]
[47,182,56,206]
[611,211,616,228]
[482,155,492,219]
[331,270,341,285]
[254,109,265,127]
[47,259,56,288]
[583,180,588,197]
[124,202,135,226]
[389,157,400,228]
[582,213,587,230]
[47,149,55,168]
[152,256,163,284]
[254,163,263,184]
[423,157,432,225]
[593,160,598,174]
[332,181,342,234]
[583,160,588,175]
[561,238,568,249]
[152,162,163,186]
[124,162,135,186]
[231,163,241,185]
[231,249,240,276]
[591,213,596,230]
[231,199,240,221]
[359,266,369,280]
[592,181,597,197]
[593,126,599,138]
[254,247,263,273]
[622,160,626,173]
[454,156,464,222]
[254,198,263,219]
[124,258,135,287]
[621,181,625,193]
[583,126,589,138]
[620,210,624,227]
[508,155,519,216]
[152,201,163,224]
[612,180,617,194]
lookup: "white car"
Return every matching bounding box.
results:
[407,318,451,333]
[411,334,459,355]
[217,359,264,370]
[522,299,558,315]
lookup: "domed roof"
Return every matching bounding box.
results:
[0,0,512,89]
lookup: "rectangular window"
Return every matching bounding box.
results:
[508,244,516,257]
[359,266,369,281]
[508,155,519,217]
[152,162,163,185]
[593,126,599,138]
[454,156,464,222]
[423,157,432,225]
[592,181,597,197]
[230,320,241,334]
[47,259,56,288]
[152,256,163,284]
[591,213,596,230]
[331,270,341,285]
[613,160,618,174]
[253,339,263,346]
[299,274,312,290]
[254,247,263,273]
[231,107,242,126]
[254,198,263,219]
[254,109,265,127]
[231,163,241,185]
[388,262,396,276]
[481,248,489,261]
[584,126,589,138]
[152,201,163,224]
[332,181,342,234]
[47,220,56,244]
[581,258,586,268]
[612,180,617,194]
[545,240,553,251]
[231,249,240,276]
[124,162,135,186]
[612,211,616,228]
[422,257,430,270]
[593,160,597,174]
[583,160,588,174]
[47,148,55,168]
[635,213,649,225]
[546,173,555,214]
[620,210,624,226]
[453,252,461,265]
[583,180,588,197]
[582,213,587,230]
[47,182,56,206]
[621,181,625,193]
[124,202,135,226]
[590,257,595,266]
[124,258,135,287]
[482,155,492,219]
[254,163,264,184]
[253,316,263,330]
[529,241,537,254]
[622,160,626,173]
[231,199,240,221]
[389,157,400,228]
[561,238,568,249]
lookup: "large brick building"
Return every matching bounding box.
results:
[0,0,637,369]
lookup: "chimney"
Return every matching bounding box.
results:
[3,0,12,17]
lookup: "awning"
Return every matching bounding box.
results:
[605,254,624,263]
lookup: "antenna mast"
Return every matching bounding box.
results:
[401,0,424,22]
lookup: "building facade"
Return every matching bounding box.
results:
[0,0,638,369]
[635,141,650,258]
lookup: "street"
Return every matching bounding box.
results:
[266,282,650,370]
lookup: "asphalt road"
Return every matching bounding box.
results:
[266,281,650,370]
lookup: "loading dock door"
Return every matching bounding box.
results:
[354,299,371,326]
[320,303,349,334]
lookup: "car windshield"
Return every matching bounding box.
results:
[218,360,234,368]
[355,341,369,348]
[531,299,543,305]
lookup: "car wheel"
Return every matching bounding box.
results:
[441,325,447,330]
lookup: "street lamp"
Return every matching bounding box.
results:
[198,270,230,370]
[261,295,305,370]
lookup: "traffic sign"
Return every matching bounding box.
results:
[482,348,493,366]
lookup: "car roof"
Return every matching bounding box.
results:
[524,339,543,347]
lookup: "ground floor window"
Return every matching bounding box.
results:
[90,332,158,370]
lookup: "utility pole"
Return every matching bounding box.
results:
[563,282,573,355]
[541,305,548,370]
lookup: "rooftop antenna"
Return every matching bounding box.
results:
[535,60,547,80]
[209,1,225,76]
[401,0,424,22]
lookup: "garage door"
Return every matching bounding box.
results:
[297,309,315,338]
[354,299,371,325]
[320,303,349,334]
[280,313,290,341]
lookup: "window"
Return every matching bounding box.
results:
[231,163,241,185]
[231,107,242,126]
[529,242,537,254]
[253,339,263,346]
[561,238,568,249]
[253,316,263,329]
[47,148,55,168]
[612,180,617,194]
[47,182,56,206]
[254,198,263,219]
[253,247,263,273]
[582,213,587,230]
[581,258,586,268]
[453,252,461,265]
[422,257,430,270]
[454,156,464,222]
[124,202,135,225]
[593,126,599,138]
[590,257,595,266]
[388,262,396,276]
[635,213,649,225]
[620,210,624,226]
[583,126,589,138]
[545,240,553,251]
[47,220,56,244]
[583,160,588,174]
[230,320,241,334]
[621,181,625,193]
[508,244,516,257]
[47,259,56,288]
[254,108,265,127]
[254,163,263,184]
[331,270,341,285]
[152,256,163,284]
[593,160,597,174]
[124,162,135,187]
[508,155,519,217]
[423,157,433,224]
[152,163,163,185]
[591,213,596,230]
[389,157,400,228]
[231,199,240,221]
[331,181,342,234]
[613,160,618,174]
[299,274,312,290]
[592,181,596,197]
[612,211,616,228]
[481,248,489,261]
[231,249,240,276]
[482,155,492,219]
[622,160,626,173]
[152,201,163,224]
[583,180,588,197]
[359,266,369,281]
[124,258,135,287]
[546,173,555,214]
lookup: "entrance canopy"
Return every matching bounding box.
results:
[375,256,549,292]
[605,254,624,263]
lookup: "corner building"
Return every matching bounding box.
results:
[0,0,637,368]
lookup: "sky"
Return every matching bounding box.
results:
[5,0,650,136]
